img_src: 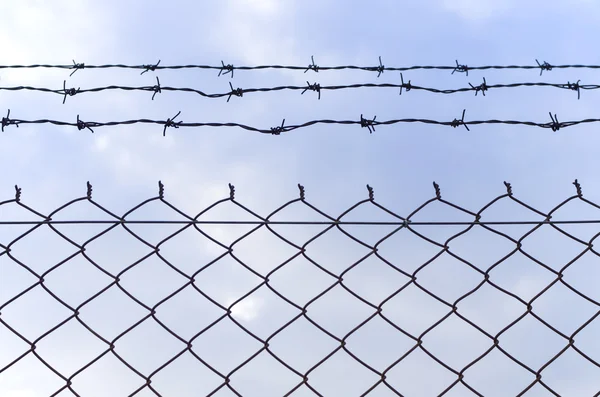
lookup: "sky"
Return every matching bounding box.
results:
[1,0,600,396]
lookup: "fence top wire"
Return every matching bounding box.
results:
[2,179,600,397]
[0,109,592,135]
[0,58,595,77]
[0,76,592,103]
[0,179,593,227]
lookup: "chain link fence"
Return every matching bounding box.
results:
[1,181,600,396]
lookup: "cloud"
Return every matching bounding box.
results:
[229,296,264,321]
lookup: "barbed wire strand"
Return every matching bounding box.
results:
[0,58,592,77]
[0,109,595,135]
[0,77,591,103]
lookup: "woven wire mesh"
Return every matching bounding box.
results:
[1,181,600,396]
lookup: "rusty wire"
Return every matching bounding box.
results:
[0,77,592,103]
[0,109,596,135]
[0,58,594,77]
[1,180,600,396]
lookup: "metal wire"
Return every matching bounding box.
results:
[1,180,600,396]
[0,109,592,135]
[0,77,591,103]
[0,58,594,77]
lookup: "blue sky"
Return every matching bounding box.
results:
[2,0,600,396]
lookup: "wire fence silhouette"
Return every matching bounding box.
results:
[2,181,600,396]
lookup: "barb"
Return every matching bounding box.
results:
[1,109,19,132]
[375,56,385,77]
[76,115,94,133]
[141,59,161,75]
[227,82,243,103]
[151,77,161,100]
[399,73,412,95]
[549,112,561,132]
[61,80,80,104]
[304,55,319,73]
[162,111,182,136]
[452,59,469,76]
[469,77,488,96]
[301,81,321,99]
[69,59,84,76]
[228,183,235,199]
[360,114,377,133]
[566,80,581,99]
[450,109,469,131]
[536,59,553,75]
[270,119,286,135]
[86,181,92,199]
[218,60,234,78]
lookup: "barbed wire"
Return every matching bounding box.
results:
[0,109,594,135]
[0,58,596,77]
[1,180,600,396]
[0,76,592,103]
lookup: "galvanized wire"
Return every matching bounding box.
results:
[1,180,600,396]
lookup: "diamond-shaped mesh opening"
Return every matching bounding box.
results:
[305,285,376,339]
[268,316,339,374]
[341,254,411,305]
[231,225,301,276]
[344,315,415,371]
[462,347,534,396]
[76,285,149,341]
[520,223,588,272]
[447,225,518,272]
[41,254,114,308]
[190,318,263,375]
[69,353,143,397]
[150,351,224,397]
[266,255,336,307]
[33,319,107,376]
[385,347,458,396]
[304,349,381,397]
[0,286,73,341]
[420,313,492,370]
[303,226,374,277]
[541,347,600,396]
[498,314,567,370]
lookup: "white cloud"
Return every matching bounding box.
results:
[229,296,264,321]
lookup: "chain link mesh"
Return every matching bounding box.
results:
[1,181,600,396]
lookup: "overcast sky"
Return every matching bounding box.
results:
[2,1,600,396]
